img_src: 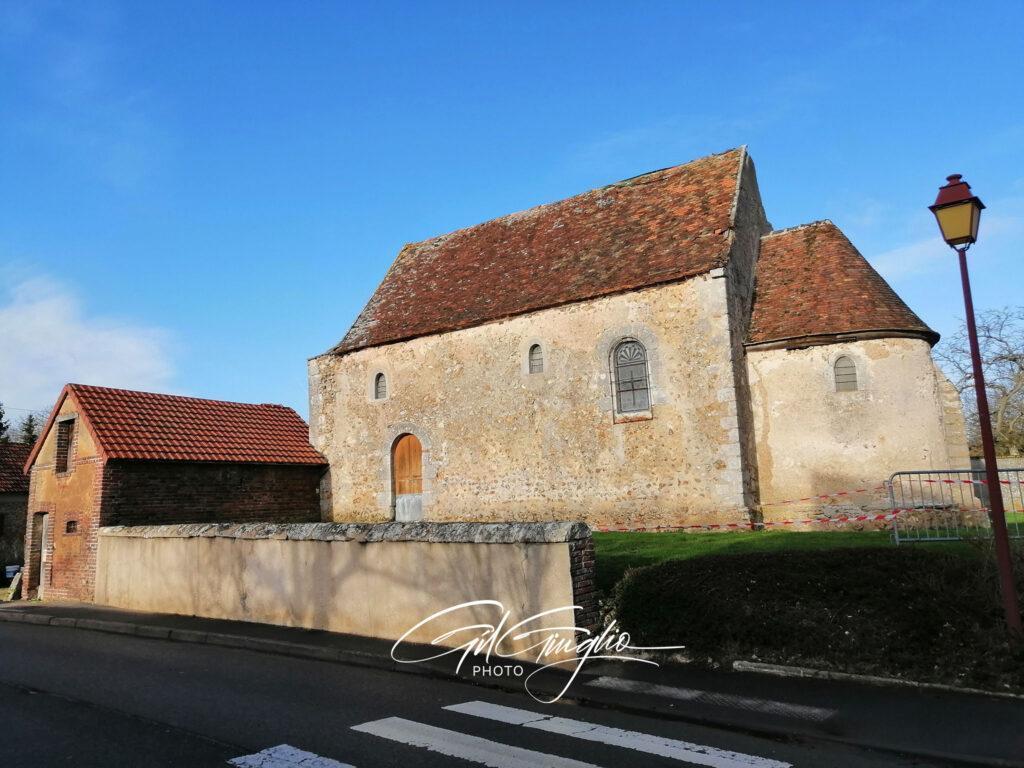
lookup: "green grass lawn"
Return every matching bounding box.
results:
[593,529,975,594]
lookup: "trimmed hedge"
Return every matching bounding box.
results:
[611,546,1024,690]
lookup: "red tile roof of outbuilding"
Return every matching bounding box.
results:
[748,220,937,347]
[0,443,31,493]
[25,384,326,469]
[330,147,747,355]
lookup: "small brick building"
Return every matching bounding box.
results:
[0,442,31,569]
[22,384,327,601]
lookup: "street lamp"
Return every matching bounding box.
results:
[930,174,1022,637]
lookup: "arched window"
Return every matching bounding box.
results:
[374,372,387,400]
[614,340,650,413]
[528,344,544,374]
[834,356,858,392]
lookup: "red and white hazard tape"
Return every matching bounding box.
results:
[594,506,999,533]
[760,477,1024,509]
[594,510,906,533]
[760,485,888,507]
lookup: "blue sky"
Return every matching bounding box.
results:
[2,1,1022,418]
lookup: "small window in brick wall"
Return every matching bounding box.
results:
[65,520,78,534]
[55,419,74,473]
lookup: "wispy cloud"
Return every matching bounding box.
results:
[0,275,176,412]
[868,195,1024,283]
[869,235,947,281]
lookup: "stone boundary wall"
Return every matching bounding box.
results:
[96,521,595,662]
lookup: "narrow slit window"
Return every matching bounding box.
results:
[835,356,858,392]
[528,344,544,374]
[614,340,651,413]
[55,419,74,473]
[374,372,387,400]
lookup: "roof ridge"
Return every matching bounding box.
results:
[761,219,835,239]
[24,383,325,469]
[402,146,746,251]
[69,383,297,412]
[329,146,748,356]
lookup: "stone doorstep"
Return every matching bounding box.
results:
[0,607,1018,767]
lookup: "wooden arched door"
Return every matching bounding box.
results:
[392,434,423,521]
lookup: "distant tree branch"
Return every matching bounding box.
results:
[935,307,1024,456]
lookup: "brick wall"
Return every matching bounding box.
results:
[569,534,599,635]
[48,457,103,602]
[99,461,324,526]
[22,455,104,603]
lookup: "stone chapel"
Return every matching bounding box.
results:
[309,147,968,529]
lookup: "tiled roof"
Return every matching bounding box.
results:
[26,384,327,468]
[0,443,31,493]
[330,147,746,355]
[748,221,937,346]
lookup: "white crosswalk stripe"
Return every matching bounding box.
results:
[228,743,355,767]
[444,700,793,768]
[586,676,837,723]
[351,716,601,768]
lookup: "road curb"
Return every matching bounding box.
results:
[2,608,1021,767]
[0,609,454,686]
[732,660,1024,702]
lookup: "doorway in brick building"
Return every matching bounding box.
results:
[392,434,423,522]
[29,512,50,600]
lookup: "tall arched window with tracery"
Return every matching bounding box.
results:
[614,340,651,413]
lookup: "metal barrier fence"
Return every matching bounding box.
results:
[889,468,1024,544]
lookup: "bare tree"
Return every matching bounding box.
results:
[935,307,1024,456]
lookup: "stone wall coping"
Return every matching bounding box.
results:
[98,520,592,544]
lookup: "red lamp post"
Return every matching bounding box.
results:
[930,174,1022,637]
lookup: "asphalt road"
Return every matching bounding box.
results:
[0,622,968,768]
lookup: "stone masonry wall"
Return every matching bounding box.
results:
[936,364,971,469]
[747,337,968,520]
[722,151,772,513]
[310,275,750,530]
